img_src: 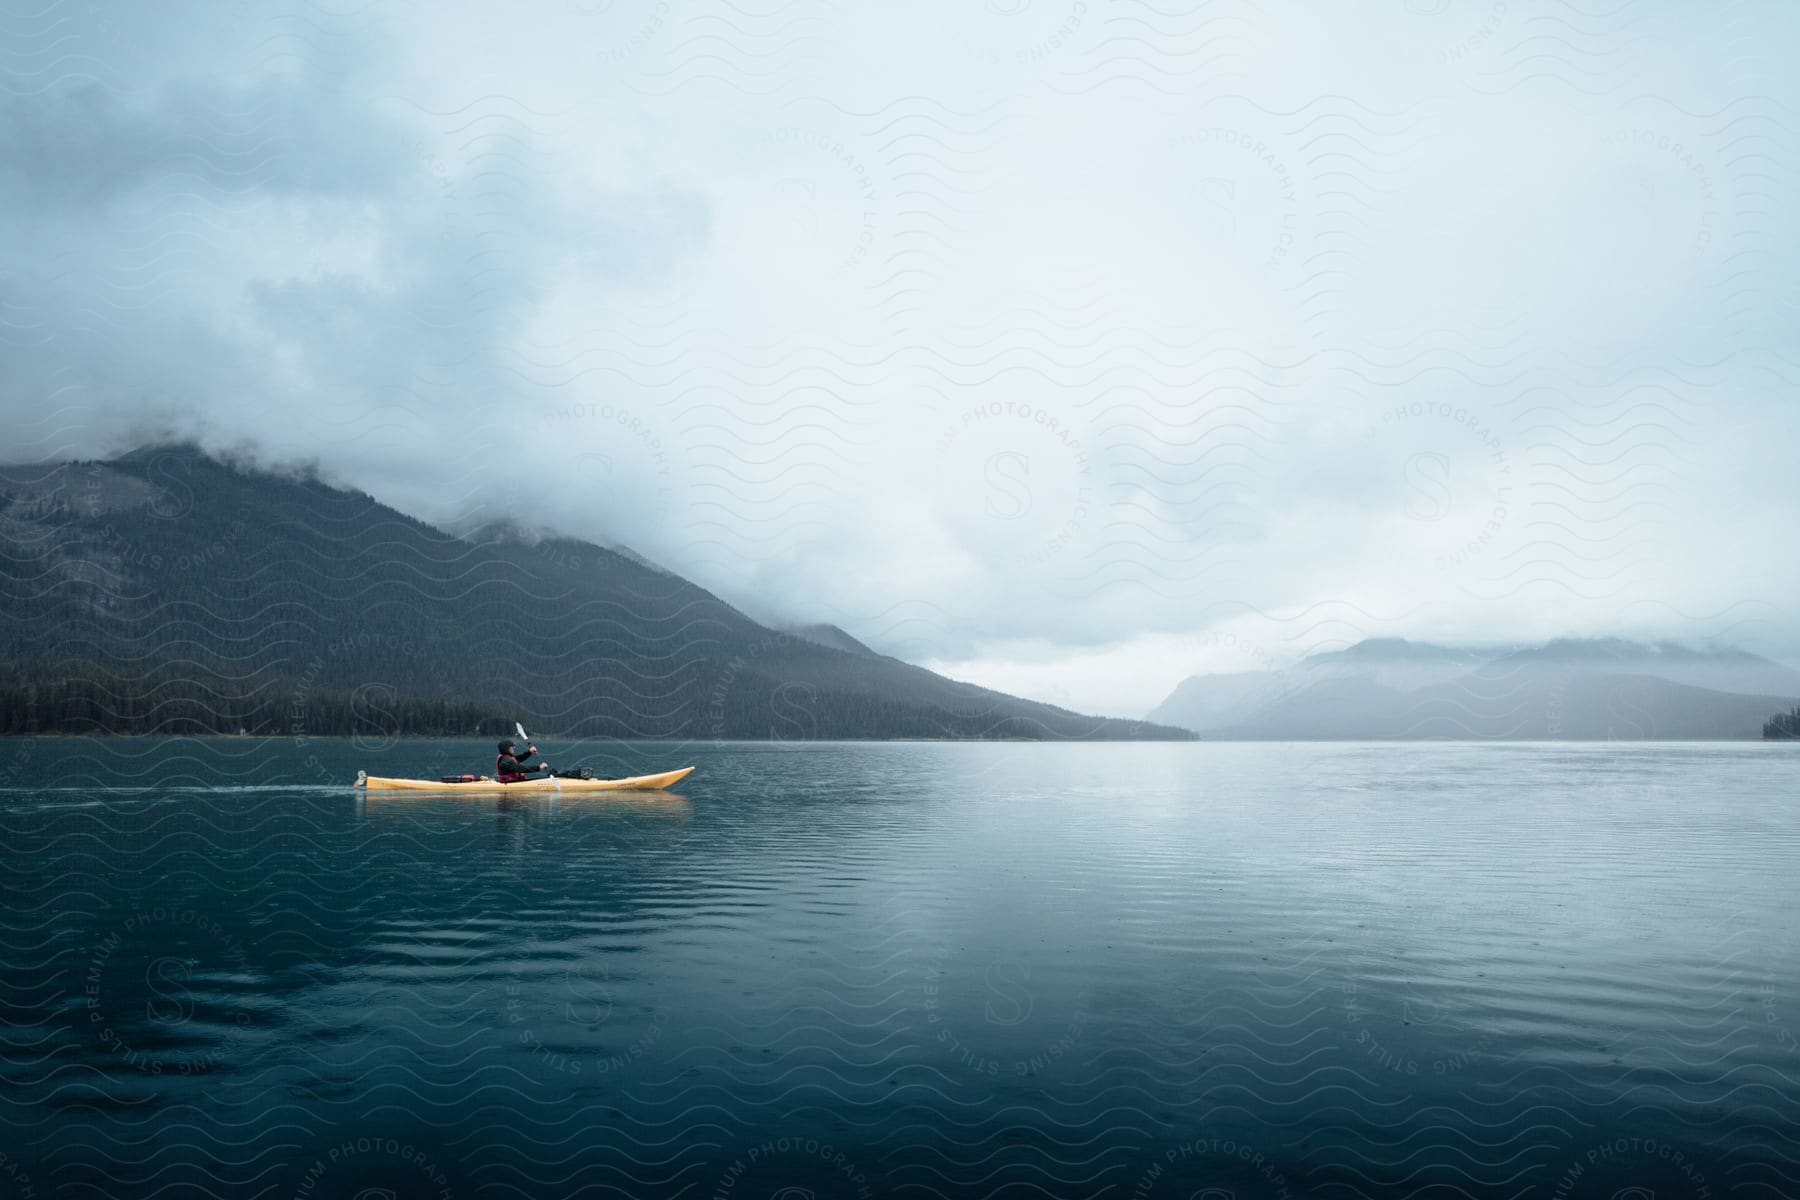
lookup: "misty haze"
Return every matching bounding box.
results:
[2,3,1797,1198]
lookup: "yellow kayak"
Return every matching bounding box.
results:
[355,767,694,792]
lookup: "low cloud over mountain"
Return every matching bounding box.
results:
[1149,638,1800,739]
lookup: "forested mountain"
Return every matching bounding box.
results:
[0,446,1186,740]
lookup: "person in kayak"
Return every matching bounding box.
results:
[495,739,552,783]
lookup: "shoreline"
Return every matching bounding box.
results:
[2,732,1782,744]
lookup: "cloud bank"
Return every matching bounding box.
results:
[3,0,1797,715]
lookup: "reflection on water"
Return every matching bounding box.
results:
[0,737,1796,1198]
[355,788,692,819]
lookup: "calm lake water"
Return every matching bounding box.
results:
[1,737,1796,1199]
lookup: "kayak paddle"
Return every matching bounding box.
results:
[515,721,548,773]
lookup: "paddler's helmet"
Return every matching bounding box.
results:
[498,739,516,754]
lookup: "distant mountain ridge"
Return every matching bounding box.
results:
[0,446,1189,740]
[1149,637,1800,740]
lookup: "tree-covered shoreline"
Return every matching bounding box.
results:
[0,664,517,738]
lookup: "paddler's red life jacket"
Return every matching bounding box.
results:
[496,753,530,783]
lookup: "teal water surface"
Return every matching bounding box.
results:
[2,737,1797,1198]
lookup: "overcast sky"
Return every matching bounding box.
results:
[4,1,1797,716]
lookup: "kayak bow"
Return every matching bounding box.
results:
[355,767,695,793]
